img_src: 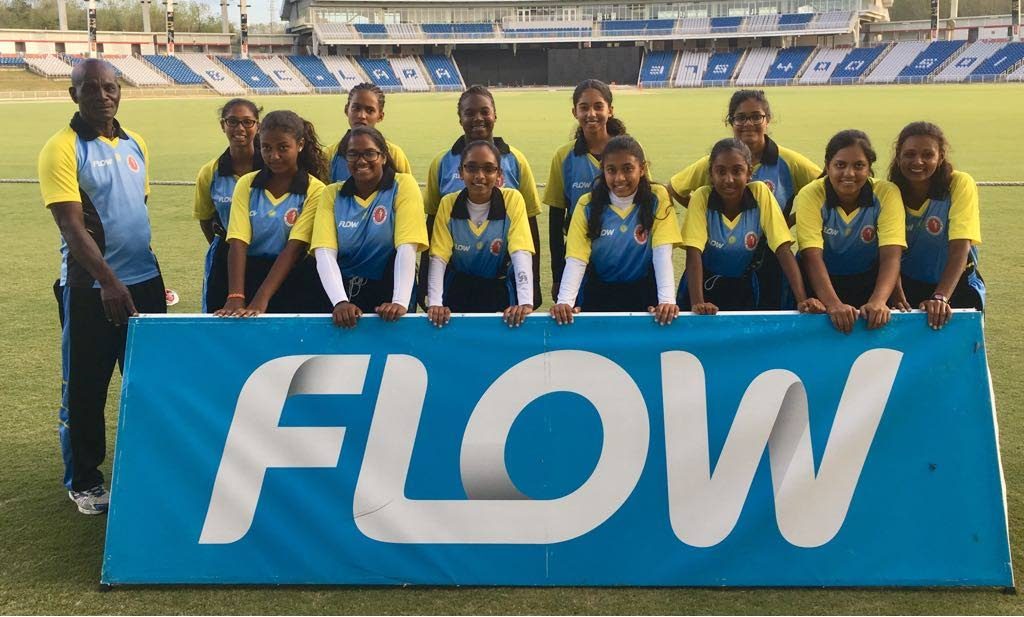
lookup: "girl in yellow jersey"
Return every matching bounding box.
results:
[311,126,428,328]
[794,130,906,333]
[323,83,412,183]
[218,110,329,316]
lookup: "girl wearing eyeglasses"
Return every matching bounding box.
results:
[311,126,428,329]
[324,83,413,183]
[669,90,821,310]
[193,98,263,312]
[425,140,535,329]
[217,110,329,317]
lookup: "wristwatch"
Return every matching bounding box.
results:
[930,293,949,304]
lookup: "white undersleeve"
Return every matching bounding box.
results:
[653,244,676,304]
[556,257,587,306]
[510,250,533,306]
[315,248,348,306]
[392,243,417,305]
[427,255,447,307]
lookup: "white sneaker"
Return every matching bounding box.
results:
[68,485,109,515]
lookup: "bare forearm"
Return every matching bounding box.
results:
[253,240,306,305]
[199,219,216,244]
[549,207,566,283]
[226,239,248,296]
[776,244,808,303]
[868,246,902,305]
[934,239,971,299]
[802,249,842,307]
[52,206,118,286]
[684,247,705,305]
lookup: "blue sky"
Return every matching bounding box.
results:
[194,0,278,25]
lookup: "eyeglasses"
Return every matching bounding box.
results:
[223,117,258,128]
[729,113,768,126]
[345,150,382,162]
[462,164,500,175]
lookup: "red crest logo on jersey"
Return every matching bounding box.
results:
[744,231,758,250]
[926,216,944,235]
[763,179,776,194]
[283,208,299,227]
[634,224,649,245]
[126,155,140,173]
[860,225,876,243]
[489,238,504,256]
[372,205,388,225]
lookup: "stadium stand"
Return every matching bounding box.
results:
[799,47,848,84]
[764,46,814,83]
[1007,61,1024,81]
[813,11,855,29]
[106,55,170,86]
[638,51,676,86]
[219,57,281,92]
[288,55,341,91]
[0,55,26,66]
[735,47,777,86]
[779,13,815,30]
[315,23,357,40]
[934,41,1004,82]
[678,17,711,34]
[385,23,420,39]
[421,23,495,38]
[422,54,464,90]
[710,17,744,33]
[674,50,711,87]
[601,19,675,35]
[143,54,204,84]
[24,54,72,77]
[703,50,743,85]
[321,56,368,91]
[898,40,966,80]
[744,14,780,33]
[504,21,592,37]
[970,42,1024,79]
[353,23,388,39]
[829,45,887,82]
[356,57,402,88]
[864,41,929,83]
[253,56,309,93]
[389,56,430,91]
[177,53,245,94]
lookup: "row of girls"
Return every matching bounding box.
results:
[192,83,984,333]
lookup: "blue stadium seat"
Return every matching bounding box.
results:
[354,23,388,38]
[764,46,814,83]
[899,40,966,80]
[422,55,463,90]
[828,46,886,82]
[778,13,814,30]
[288,55,341,91]
[970,42,1024,79]
[356,57,402,88]
[0,56,26,66]
[602,19,676,35]
[422,23,494,37]
[639,51,676,86]
[710,16,743,33]
[143,55,203,84]
[505,26,592,38]
[218,57,281,91]
[703,50,742,84]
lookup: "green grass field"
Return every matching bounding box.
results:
[2,84,1024,614]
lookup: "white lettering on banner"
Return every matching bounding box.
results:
[661,349,902,548]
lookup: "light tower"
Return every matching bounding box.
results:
[929,0,939,40]
[87,0,98,57]
[221,0,231,34]
[239,0,249,58]
[1013,0,1021,40]
[165,0,175,56]
[57,0,69,31]
[141,0,152,33]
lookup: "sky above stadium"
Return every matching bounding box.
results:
[195,0,278,25]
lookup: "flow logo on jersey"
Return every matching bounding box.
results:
[338,220,359,229]
[926,216,944,235]
[824,227,840,237]
[489,238,504,256]
[600,228,615,237]
[126,155,141,174]
[860,225,876,243]
[744,231,758,251]
[633,225,649,245]
[572,181,591,190]
[454,243,470,252]
[91,158,115,168]
[283,208,299,227]
[372,206,388,225]
[215,195,232,204]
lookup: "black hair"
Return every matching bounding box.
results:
[888,121,954,199]
[339,125,396,175]
[725,89,772,125]
[218,98,261,120]
[586,135,661,240]
[709,137,753,169]
[459,139,502,166]
[259,110,328,183]
[572,79,627,142]
[346,82,385,111]
[458,84,495,114]
[821,129,877,177]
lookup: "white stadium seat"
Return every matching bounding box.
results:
[252,55,309,93]
[106,55,169,86]
[24,54,72,77]
[735,47,778,86]
[863,41,929,83]
[177,53,246,94]
[799,47,848,84]
[388,56,430,91]
[320,56,369,91]
[673,50,710,87]
[934,41,1005,82]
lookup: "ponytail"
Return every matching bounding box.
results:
[586,135,657,240]
[259,110,328,183]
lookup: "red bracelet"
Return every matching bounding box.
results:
[227,293,245,300]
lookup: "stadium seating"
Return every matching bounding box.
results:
[934,41,1004,82]
[735,47,777,86]
[898,40,965,80]
[422,23,494,38]
[385,23,421,39]
[504,22,592,37]
[315,23,357,41]
[422,54,464,90]
[353,23,387,38]
[0,55,26,66]
[144,54,204,84]
[219,57,281,92]
[288,55,341,91]
[638,51,676,86]
[828,45,887,82]
[970,42,1024,79]
[177,53,246,94]
[813,11,855,29]
[703,50,743,84]
[1007,61,1024,81]
[678,17,710,34]
[710,17,744,33]
[799,47,848,84]
[24,55,72,77]
[106,55,169,86]
[601,19,675,35]
[356,57,402,89]
[864,41,929,83]
[321,56,368,91]
[763,46,814,83]
[389,56,430,91]
[674,50,711,87]
[744,14,780,33]
[253,56,308,93]
[778,13,814,31]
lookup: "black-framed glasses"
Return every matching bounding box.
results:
[223,117,258,128]
[729,113,768,126]
[345,150,382,162]
[462,163,500,175]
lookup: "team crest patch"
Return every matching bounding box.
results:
[490,238,504,256]
[372,205,388,225]
[860,225,876,243]
[283,208,299,227]
[763,179,776,193]
[633,224,649,245]
[744,231,759,250]
[126,155,141,173]
[926,216,944,235]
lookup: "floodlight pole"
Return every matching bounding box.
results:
[57,0,69,31]
[1012,0,1021,40]
[141,0,152,33]
[221,0,231,34]
[166,0,175,56]
[240,0,249,58]
[87,0,98,57]
[929,0,939,40]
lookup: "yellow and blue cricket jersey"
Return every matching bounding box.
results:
[424,136,541,218]
[566,184,681,283]
[671,136,820,214]
[193,148,264,230]
[681,181,792,277]
[38,113,159,288]
[324,132,412,184]
[903,170,982,284]
[795,177,906,276]
[431,187,534,279]
[226,168,325,258]
[543,137,601,222]
[310,169,428,280]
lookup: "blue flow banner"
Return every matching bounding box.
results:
[102,312,1012,586]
